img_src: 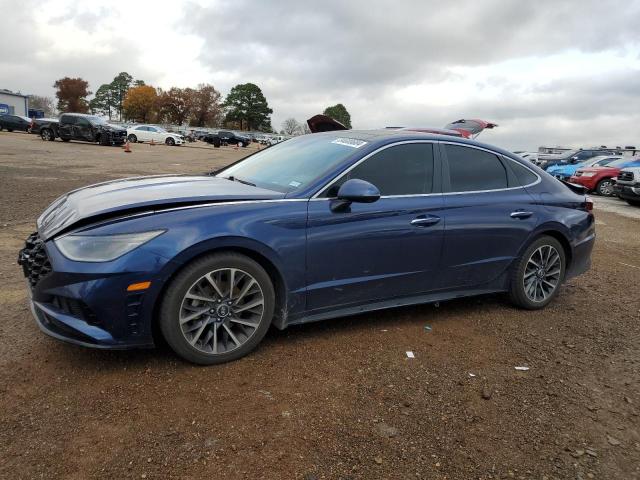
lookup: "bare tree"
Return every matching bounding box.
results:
[282,117,302,136]
[29,95,56,117]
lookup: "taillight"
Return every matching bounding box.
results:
[585,196,594,212]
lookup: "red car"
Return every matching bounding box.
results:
[569,158,640,196]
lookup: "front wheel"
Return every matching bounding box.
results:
[596,178,614,196]
[165,137,175,146]
[128,134,137,143]
[99,132,111,146]
[509,236,566,309]
[159,252,275,365]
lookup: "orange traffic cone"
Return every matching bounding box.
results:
[124,141,132,153]
[150,139,156,146]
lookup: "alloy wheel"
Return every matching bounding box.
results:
[523,245,562,302]
[178,268,265,355]
[599,180,614,196]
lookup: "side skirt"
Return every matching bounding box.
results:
[285,287,506,328]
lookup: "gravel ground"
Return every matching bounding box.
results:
[0,132,639,480]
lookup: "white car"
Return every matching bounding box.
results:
[127,125,183,146]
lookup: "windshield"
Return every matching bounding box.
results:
[217,134,364,193]
[87,116,107,125]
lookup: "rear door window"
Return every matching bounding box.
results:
[444,144,508,192]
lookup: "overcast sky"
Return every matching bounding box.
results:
[1,0,639,150]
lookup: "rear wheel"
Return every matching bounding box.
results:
[596,178,614,196]
[159,252,275,365]
[509,236,565,309]
[41,128,54,141]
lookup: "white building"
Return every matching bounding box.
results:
[0,89,29,116]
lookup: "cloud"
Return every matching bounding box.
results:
[1,0,640,149]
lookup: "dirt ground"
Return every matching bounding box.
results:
[0,132,638,480]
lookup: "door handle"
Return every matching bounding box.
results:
[411,215,441,227]
[510,210,533,219]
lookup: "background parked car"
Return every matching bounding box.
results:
[38,114,127,146]
[569,158,640,196]
[514,151,539,163]
[613,167,640,206]
[29,118,58,135]
[217,130,251,147]
[547,155,622,181]
[127,125,183,146]
[0,114,32,132]
[536,149,617,170]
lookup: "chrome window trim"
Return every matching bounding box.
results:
[310,140,437,199]
[310,139,542,200]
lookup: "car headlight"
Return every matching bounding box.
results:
[55,230,164,262]
[581,172,596,177]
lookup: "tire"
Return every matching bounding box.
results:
[41,128,54,141]
[99,132,111,146]
[165,137,175,146]
[7,128,13,132]
[213,137,221,148]
[596,178,614,197]
[626,199,640,207]
[62,138,70,142]
[159,252,275,365]
[128,134,137,143]
[508,235,566,310]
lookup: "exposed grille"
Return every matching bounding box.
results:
[51,295,98,325]
[18,232,52,287]
[618,171,634,182]
[574,171,583,177]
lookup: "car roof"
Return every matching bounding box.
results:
[310,129,517,158]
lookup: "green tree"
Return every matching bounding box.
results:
[89,84,115,119]
[224,83,273,131]
[323,103,352,129]
[53,77,91,113]
[109,72,133,120]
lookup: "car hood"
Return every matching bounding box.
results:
[102,123,127,131]
[576,166,618,174]
[307,114,348,133]
[37,175,284,240]
[443,119,497,138]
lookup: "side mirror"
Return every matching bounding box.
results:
[337,179,380,203]
[331,179,380,211]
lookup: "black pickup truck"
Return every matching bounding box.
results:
[39,113,127,146]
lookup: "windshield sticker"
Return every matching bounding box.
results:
[331,138,367,149]
[288,180,302,188]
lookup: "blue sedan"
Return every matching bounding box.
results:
[19,131,595,364]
